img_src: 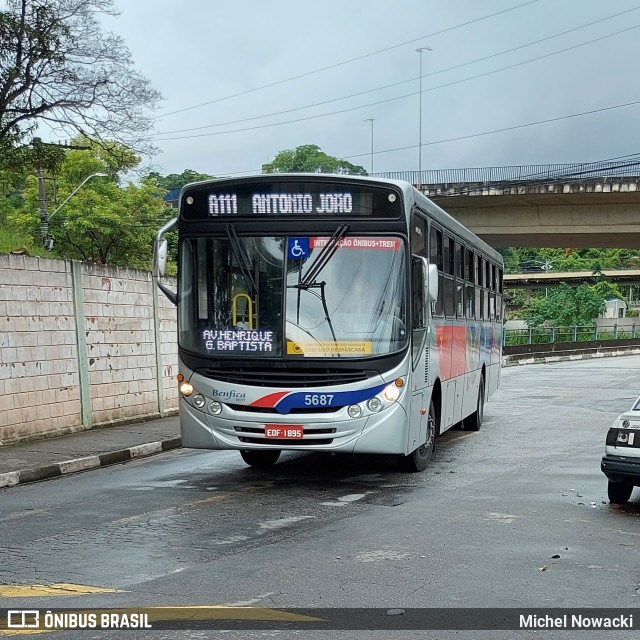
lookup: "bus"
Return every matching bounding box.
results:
[153,174,503,472]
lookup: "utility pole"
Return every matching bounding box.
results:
[416,46,431,182]
[38,168,53,250]
[364,118,375,174]
[32,138,94,250]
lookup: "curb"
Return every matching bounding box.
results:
[0,437,182,489]
[503,347,640,367]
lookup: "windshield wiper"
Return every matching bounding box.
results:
[297,224,350,288]
[225,224,257,294]
[293,280,341,357]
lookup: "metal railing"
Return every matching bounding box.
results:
[504,325,638,346]
[375,157,640,189]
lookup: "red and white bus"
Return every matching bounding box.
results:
[154,174,503,471]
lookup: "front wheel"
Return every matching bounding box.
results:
[608,480,633,504]
[465,375,485,431]
[398,402,436,472]
[240,449,281,468]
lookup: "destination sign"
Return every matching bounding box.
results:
[209,192,353,216]
[181,180,403,219]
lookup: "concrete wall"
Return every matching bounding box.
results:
[0,254,178,445]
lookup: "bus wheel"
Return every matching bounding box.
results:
[240,449,281,468]
[465,375,485,431]
[397,402,436,472]
[608,480,633,504]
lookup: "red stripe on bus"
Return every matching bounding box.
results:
[250,391,290,408]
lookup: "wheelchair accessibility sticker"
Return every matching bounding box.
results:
[288,237,309,259]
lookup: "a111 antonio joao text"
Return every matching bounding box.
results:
[520,614,634,629]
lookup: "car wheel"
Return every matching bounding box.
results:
[607,480,633,504]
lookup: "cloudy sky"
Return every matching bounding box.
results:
[107,0,640,178]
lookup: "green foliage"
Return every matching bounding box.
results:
[147,169,216,191]
[501,247,640,274]
[262,144,367,175]
[522,281,624,327]
[7,139,170,267]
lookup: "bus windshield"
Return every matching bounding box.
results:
[178,235,407,358]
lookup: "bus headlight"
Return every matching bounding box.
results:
[382,384,400,402]
[347,404,362,419]
[193,394,206,408]
[180,382,194,396]
[209,401,222,415]
[367,397,383,413]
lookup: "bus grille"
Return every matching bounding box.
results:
[234,426,337,435]
[235,426,336,446]
[238,437,334,446]
[200,367,376,387]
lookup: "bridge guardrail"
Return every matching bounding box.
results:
[504,325,638,346]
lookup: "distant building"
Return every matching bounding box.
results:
[164,188,180,208]
[602,298,627,319]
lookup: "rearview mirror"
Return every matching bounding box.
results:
[154,238,168,278]
[427,262,438,302]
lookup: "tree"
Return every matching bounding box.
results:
[147,169,216,191]
[522,281,624,328]
[9,139,170,266]
[262,144,367,175]
[0,0,161,155]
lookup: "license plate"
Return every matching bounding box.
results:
[265,425,303,439]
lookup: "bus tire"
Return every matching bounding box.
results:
[240,449,281,468]
[465,375,485,431]
[607,480,633,504]
[397,401,436,472]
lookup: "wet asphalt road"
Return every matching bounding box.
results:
[1,356,640,639]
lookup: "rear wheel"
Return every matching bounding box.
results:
[465,375,485,431]
[240,449,281,468]
[398,401,436,472]
[608,480,633,504]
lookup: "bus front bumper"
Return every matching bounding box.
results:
[179,397,409,455]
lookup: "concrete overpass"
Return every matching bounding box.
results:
[377,160,640,248]
[504,269,640,289]
[503,269,640,307]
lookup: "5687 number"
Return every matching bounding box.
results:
[304,394,334,406]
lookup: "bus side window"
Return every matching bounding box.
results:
[444,235,454,275]
[455,242,464,279]
[465,248,473,282]
[411,215,427,257]
[455,242,464,318]
[430,226,444,316]
[464,249,475,320]
[430,227,443,271]
[443,234,455,317]
[496,266,504,320]
[475,255,483,321]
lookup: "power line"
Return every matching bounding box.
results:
[156,7,640,136]
[153,0,540,121]
[342,99,640,160]
[153,23,640,142]
[202,100,640,176]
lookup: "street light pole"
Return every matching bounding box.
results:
[40,172,108,250]
[416,46,431,182]
[364,118,374,174]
